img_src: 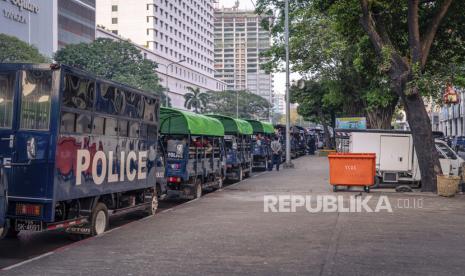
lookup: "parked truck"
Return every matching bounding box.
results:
[0,64,161,239]
[335,129,464,185]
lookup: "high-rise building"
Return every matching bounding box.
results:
[213,7,273,105]
[0,0,95,57]
[273,93,285,115]
[96,0,225,108]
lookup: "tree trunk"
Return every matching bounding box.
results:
[366,100,397,129]
[396,84,442,192]
[323,123,332,149]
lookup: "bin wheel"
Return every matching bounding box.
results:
[364,186,370,193]
[332,185,337,192]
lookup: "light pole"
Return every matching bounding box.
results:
[236,90,239,118]
[159,59,185,107]
[283,0,293,168]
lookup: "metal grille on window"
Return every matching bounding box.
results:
[20,70,52,130]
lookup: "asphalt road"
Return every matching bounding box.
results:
[0,173,261,270]
[2,156,465,275]
[0,199,188,269]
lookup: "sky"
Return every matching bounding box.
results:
[217,0,256,10]
[217,0,292,96]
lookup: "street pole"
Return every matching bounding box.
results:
[165,66,170,107]
[236,89,239,118]
[284,0,293,168]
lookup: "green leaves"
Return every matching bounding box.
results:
[0,34,49,63]
[184,87,208,113]
[204,90,271,119]
[54,38,165,102]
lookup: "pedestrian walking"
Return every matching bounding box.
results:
[270,136,282,171]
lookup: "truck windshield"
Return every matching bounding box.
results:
[20,70,52,130]
[0,72,15,128]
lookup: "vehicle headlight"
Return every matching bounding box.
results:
[27,137,36,159]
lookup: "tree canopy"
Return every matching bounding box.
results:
[205,90,271,120]
[256,0,398,129]
[54,38,167,103]
[184,87,209,113]
[0,34,48,63]
[257,0,465,191]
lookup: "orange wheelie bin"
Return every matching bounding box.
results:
[328,153,376,192]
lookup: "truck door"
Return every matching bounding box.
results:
[0,71,19,228]
[379,135,411,172]
[10,69,54,199]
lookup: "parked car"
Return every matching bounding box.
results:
[452,136,465,152]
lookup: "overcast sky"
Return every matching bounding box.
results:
[217,0,256,10]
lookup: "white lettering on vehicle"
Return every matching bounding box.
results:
[76,150,147,185]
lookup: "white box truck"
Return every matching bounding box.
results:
[335,129,464,184]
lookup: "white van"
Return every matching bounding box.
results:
[335,129,464,183]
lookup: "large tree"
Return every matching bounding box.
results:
[0,34,48,63]
[322,0,465,191]
[54,38,167,104]
[256,0,398,129]
[290,80,339,147]
[205,90,271,119]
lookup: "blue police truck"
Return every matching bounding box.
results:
[0,64,161,239]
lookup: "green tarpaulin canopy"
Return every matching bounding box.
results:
[207,115,253,135]
[160,108,224,136]
[246,120,275,134]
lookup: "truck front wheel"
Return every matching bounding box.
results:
[91,203,109,236]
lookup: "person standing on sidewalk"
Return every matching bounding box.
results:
[270,136,282,171]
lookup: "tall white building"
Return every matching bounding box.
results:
[213,7,274,107]
[273,93,285,115]
[96,0,225,108]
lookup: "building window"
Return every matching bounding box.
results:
[112,17,118,24]
[112,5,118,12]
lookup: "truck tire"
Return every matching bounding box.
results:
[1,223,19,239]
[217,175,223,189]
[194,179,202,199]
[245,163,252,178]
[90,203,109,236]
[145,191,159,216]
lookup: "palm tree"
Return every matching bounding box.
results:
[183,87,208,113]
